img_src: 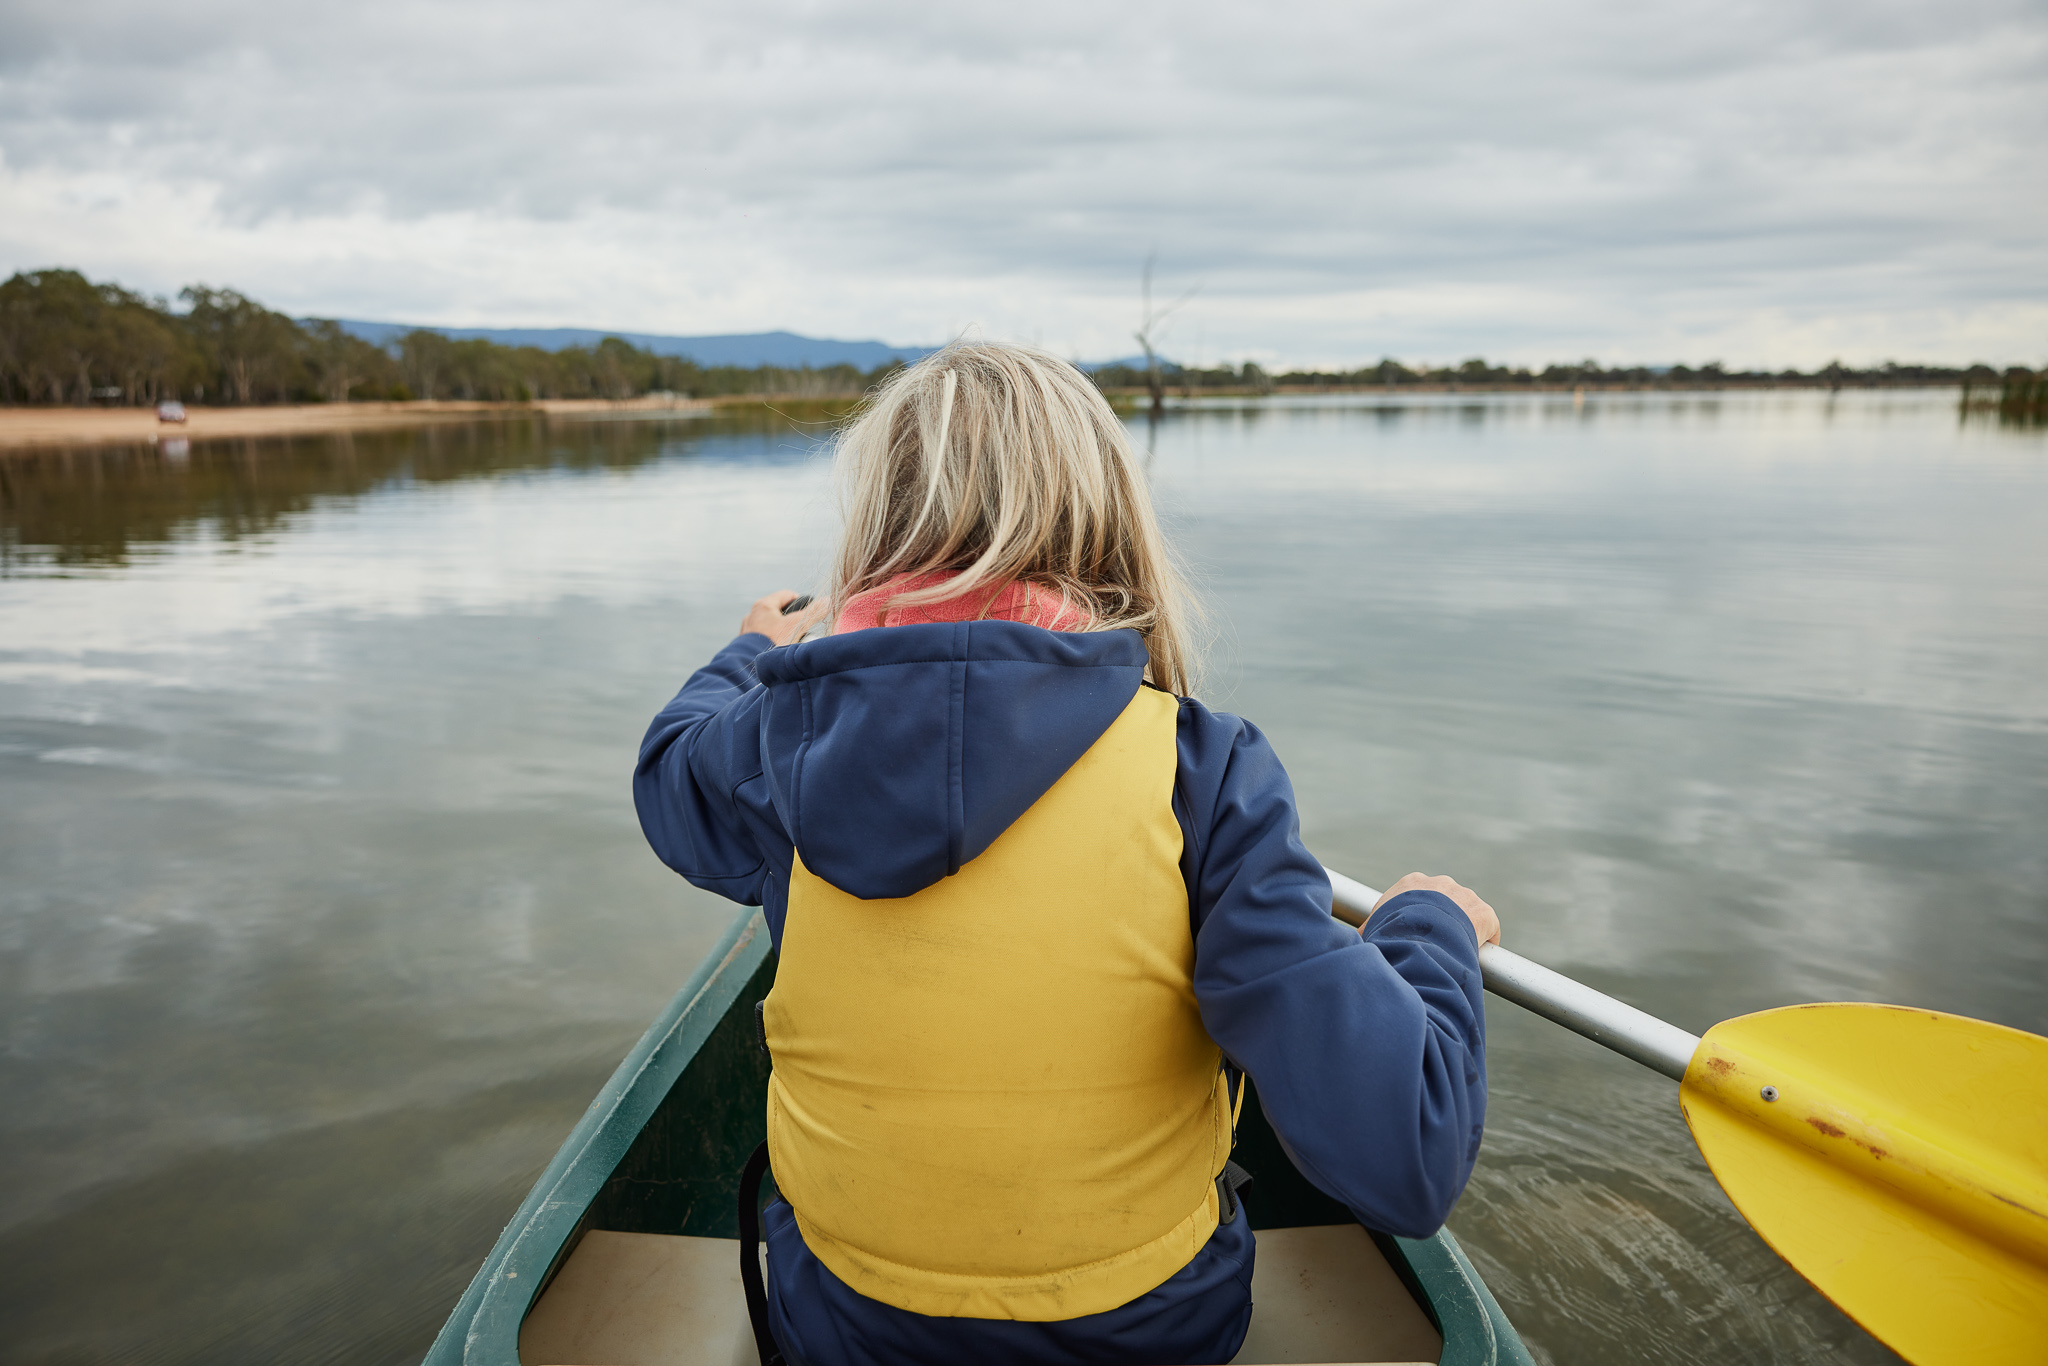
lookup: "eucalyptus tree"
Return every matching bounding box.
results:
[181,287,305,403]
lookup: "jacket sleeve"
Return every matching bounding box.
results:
[1176,700,1487,1237]
[633,633,783,907]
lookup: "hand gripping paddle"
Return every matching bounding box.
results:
[1323,866,2048,1366]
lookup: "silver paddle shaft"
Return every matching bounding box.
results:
[1323,867,1702,1082]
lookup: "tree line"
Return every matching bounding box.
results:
[1092,355,2019,392]
[0,269,900,406]
[5,267,2027,409]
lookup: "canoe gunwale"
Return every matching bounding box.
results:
[424,906,1531,1365]
[423,908,775,1364]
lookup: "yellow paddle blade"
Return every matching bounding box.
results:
[1680,1003,2048,1366]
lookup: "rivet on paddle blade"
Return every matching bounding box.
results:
[1760,1085,1780,1102]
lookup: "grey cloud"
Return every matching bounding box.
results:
[1,0,2042,363]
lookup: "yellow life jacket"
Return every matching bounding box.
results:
[761,684,1232,1321]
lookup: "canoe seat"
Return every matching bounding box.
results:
[521,1231,756,1366]
[521,1224,1442,1366]
[1233,1223,1443,1365]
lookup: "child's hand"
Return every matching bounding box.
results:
[741,591,830,646]
[1373,872,1501,947]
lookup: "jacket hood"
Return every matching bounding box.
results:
[752,620,1149,900]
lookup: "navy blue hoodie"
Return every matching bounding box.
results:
[635,621,1486,1361]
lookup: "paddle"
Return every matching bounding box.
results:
[1321,866,2048,1366]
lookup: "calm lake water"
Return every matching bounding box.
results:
[1,391,2042,1365]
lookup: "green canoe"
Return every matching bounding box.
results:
[425,907,1534,1366]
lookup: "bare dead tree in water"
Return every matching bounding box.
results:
[1133,252,1196,422]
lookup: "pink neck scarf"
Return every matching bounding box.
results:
[834,572,1093,634]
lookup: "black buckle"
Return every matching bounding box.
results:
[1217,1159,1254,1225]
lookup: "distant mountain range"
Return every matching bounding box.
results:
[327,320,939,370]
[325,319,1165,372]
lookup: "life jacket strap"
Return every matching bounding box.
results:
[738,1142,786,1366]
[1217,1160,1254,1225]
[1219,1064,1253,1223]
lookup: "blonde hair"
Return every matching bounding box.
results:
[828,340,1203,696]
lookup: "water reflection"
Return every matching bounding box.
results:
[0,389,2042,1365]
[0,406,850,573]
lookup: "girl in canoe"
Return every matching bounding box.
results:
[635,341,1498,1366]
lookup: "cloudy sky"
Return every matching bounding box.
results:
[3,0,2043,368]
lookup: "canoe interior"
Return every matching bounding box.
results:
[425,909,1531,1366]
[524,1224,1444,1366]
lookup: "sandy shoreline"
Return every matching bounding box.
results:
[3,382,1966,454]
[0,396,725,453]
